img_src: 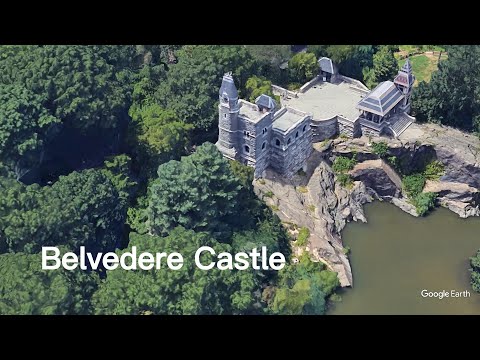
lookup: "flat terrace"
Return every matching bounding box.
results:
[282,80,367,121]
[272,107,307,133]
[238,100,265,123]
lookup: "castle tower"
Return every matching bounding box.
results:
[394,58,416,112]
[216,72,240,160]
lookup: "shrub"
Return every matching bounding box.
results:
[343,246,351,255]
[332,156,357,174]
[307,204,316,213]
[297,186,308,193]
[413,192,437,216]
[402,173,426,198]
[424,160,445,180]
[371,141,389,157]
[264,191,274,198]
[387,156,398,169]
[337,173,352,187]
[296,227,310,247]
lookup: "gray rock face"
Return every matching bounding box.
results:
[349,159,402,198]
[252,123,480,288]
[254,155,374,287]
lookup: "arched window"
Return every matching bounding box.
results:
[275,139,281,146]
[303,125,307,132]
[245,145,250,153]
[243,130,247,136]
[295,131,299,138]
[262,142,266,150]
[287,138,291,145]
[264,127,268,134]
[224,113,227,119]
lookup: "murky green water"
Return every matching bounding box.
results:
[329,201,480,315]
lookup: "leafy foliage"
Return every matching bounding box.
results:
[92,228,258,315]
[371,141,389,158]
[332,155,357,174]
[245,76,280,104]
[0,170,126,253]
[148,142,241,238]
[0,252,99,315]
[296,227,310,247]
[270,254,339,315]
[363,46,398,89]
[402,173,426,198]
[154,45,256,141]
[288,52,318,84]
[424,160,445,181]
[412,45,480,133]
[471,249,480,293]
[413,192,437,216]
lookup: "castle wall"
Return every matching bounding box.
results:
[311,117,338,142]
[270,118,312,177]
[338,116,361,138]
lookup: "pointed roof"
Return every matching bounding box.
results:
[356,81,404,116]
[394,58,415,88]
[219,72,238,100]
[318,57,334,74]
[255,94,276,111]
[401,58,412,73]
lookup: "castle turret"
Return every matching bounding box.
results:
[394,58,415,112]
[216,72,240,160]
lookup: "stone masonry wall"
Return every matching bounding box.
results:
[311,117,338,142]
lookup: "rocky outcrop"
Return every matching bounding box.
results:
[253,123,480,288]
[254,158,374,287]
[349,159,402,198]
[424,180,480,218]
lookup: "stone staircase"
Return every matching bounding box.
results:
[387,113,414,138]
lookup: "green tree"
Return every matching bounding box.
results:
[101,154,137,202]
[92,228,258,315]
[0,84,61,179]
[288,52,318,84]
[470,249,480,293]
[128,103,192,177]
[148,142,241,238]
[0,169,126,254]
[363,46,398,88]
[270,254,339,315]
[154,45,256,142]
[412,45,480,132]
[245,75,279,104]
[245,45,291,84]
[0,252,99,315]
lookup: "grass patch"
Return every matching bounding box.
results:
[398,53,446,86]
[258,179,266,185]
[307,204,316,213]
[270,205,279,211]
[264,191,274,198]
[296,227,310,247]
[371,141,389,158]
[332,155,357,188]
[297,186,308,193]
[424,160,445,181]
[402,172,437,216]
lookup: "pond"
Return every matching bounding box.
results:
[329,201,480,315]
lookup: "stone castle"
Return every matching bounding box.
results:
[216,58,415,178]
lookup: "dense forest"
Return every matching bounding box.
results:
[0,45,479,314]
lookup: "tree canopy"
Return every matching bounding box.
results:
[412,45,480,133]
[92,228,258,315]
[0,252,99,315]
[148,142,241,238]
[0,169,126,254]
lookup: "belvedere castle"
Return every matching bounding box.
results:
[216,58,415,178]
